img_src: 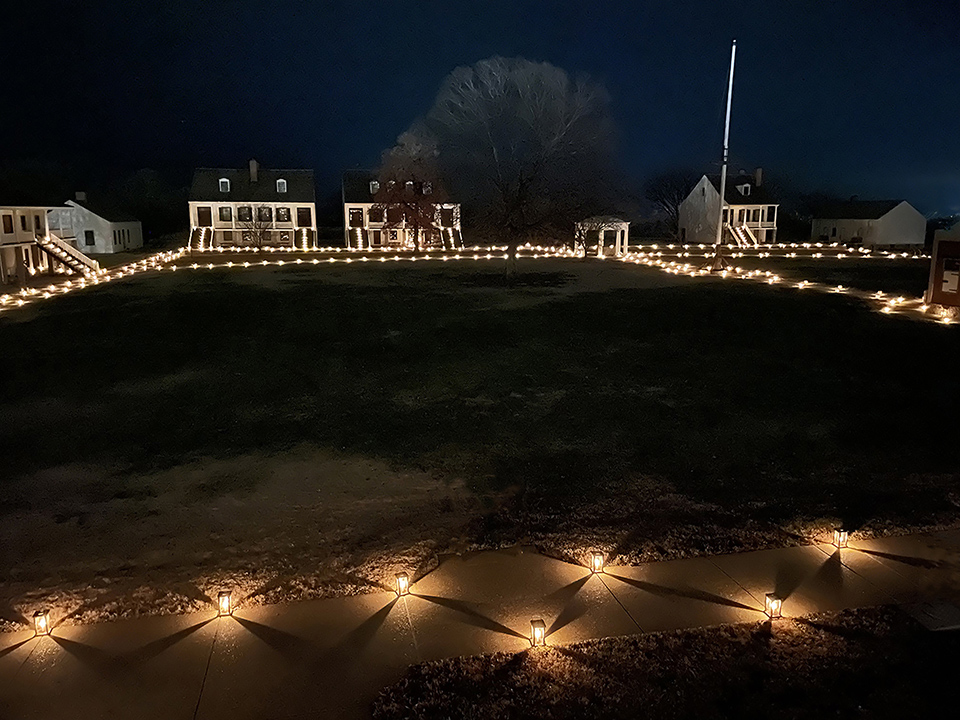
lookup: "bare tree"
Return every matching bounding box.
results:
[404,56,616,275]
[240,205,273,249]
[643,170,700,238]
[373,133,448,252]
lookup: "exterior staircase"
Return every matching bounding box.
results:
[725,222,758,247]
[34,233,100,276]
[190,227,213,250]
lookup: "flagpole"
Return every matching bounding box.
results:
[710,39,737,270]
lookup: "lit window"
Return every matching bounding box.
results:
[219,178,230,193]
[370,181,380,194]
[277,179,287,193]
[237,206,252,222]
[276,207,291,222]
[258,206,273,222]
[219,206,232,222]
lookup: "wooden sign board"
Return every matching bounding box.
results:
[925,238,960,308]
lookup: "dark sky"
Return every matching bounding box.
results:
[4,0,959,214]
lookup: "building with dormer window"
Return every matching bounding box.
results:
[678,169,779,246]
[342,170,462,249]
[188,159,317,249]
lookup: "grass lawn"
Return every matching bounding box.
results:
[728,255,930,297]
[1,257,958,625]
[372,606,960,719]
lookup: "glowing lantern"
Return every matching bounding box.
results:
[396,572,410,596]
[218,590,232,616]
[34,610,50,636]
[833,529,849,548]
[764,593,782,619]
[590,552,604,573]
[530,618,546,646]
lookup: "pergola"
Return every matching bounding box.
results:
[575,216,631,257]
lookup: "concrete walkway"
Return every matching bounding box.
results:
[2,531,959,719]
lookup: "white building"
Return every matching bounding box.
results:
[678,169,779,246]
[1,203,100,284]
[342,170,462,249]
[188,160,317,249]
[810,200,926,248]
[47,194,143,254]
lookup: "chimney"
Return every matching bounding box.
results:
[754,168,763,187]
[249,159,259,183]
[75,191,87,203]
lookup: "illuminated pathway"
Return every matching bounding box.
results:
[1,531,958,719]
[1,244,953,326]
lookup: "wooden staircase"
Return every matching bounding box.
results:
[34,233,100,276]
[725,222,758,248]
[190,227,213,250]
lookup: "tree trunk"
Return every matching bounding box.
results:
[505,240,518,279]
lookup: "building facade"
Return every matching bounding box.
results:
[188,160,317,249]
[678,170,779,246]
[342,170,462,249]
[47,195,143,254]
[1,204,101,284]
[810,200,925,248]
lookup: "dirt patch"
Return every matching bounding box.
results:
[0,446,481,631]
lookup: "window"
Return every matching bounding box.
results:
[276,207,291,222]
[277,179,287,193]
[219,178,230,193]
[349,208,364,227]
[439,208,454,226]
[368,207,384,223]
[423,182,433,195]
[219,206,233,222]
[20,215,28,231]
[1,215,12,234]
[405,181,414,194]
[369,180,380,194]
[258,206,273,222]
[34,215,42,231]
[386,206,403,223]
[113,230,118,243]
[237,206,252,222]
[738,184,751,196]
[387,180,396,192]
[85,230,95,246]
[831,227,837,237]
[223,231,233,244]
[701,186,705,196]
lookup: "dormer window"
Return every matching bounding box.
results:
[405,181,414,193]
[219,178,230,193]
[387,180,396,192]
[369,181,380,194]
[423,182,433,195]
[738,184,751,196]
[277,179,287,193]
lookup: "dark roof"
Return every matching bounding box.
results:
[189,166,315,203]
[810,199,903,220]
[342,169,377,203]
[71,198,138,223]
[707,175,779,206]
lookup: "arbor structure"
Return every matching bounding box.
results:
[402,56,617,273]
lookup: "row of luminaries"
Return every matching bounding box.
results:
[30,531,852,646]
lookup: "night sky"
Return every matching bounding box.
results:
[5,0,959,214]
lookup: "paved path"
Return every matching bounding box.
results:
[2,531,959,719]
